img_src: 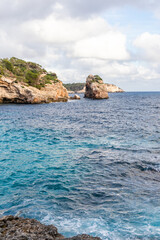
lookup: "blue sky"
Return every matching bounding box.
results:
[0,0,160,91]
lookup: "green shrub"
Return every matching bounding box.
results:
[25,70,39,86]
[0,66,4,75]
[16,76,25,82]
[0,57,59,89]
[13,67,24,76]
[43,73,58,84]
[94,75,102,81]
[63,83,85,91]
[3,59,13,72]
[35,83,45,90]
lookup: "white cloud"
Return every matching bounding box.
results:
[20,15,129,61]
[0,0,160,21]
[0,0,160,91]
[134,32,160,62]
[72,32,129,60]
[21,16,109,44]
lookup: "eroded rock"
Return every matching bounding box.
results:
[69,94,81,100]
[105,83,124,93]
[0,76,68,104]
[84,75,109,99]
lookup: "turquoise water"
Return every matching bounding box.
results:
[0,92,160,239]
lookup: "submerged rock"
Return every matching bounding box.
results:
[0,216,101,240]
[0,76,68,104]
[84,75,109,99]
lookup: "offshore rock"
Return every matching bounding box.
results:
[67,84,123,94]
[76,86,86,94]
[69,94,81,100]
[0,216,101,240]
[84,75,109,99]
[0,76,68,104]
[105,83,124,93]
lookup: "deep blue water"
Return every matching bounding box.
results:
[0,92,160,240]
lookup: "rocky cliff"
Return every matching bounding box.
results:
[84,75,109,99]
[0,76,68,104]
[0,215,101,240]
[78,84,123,94]
[0,57,68,104]
[105,83,124,92]
[65,83,124,94]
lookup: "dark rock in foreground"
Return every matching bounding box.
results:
[0,216,101,240]
[84,75,109,99]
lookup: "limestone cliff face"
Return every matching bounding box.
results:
[67,81,124,94]
[84,75,109,99]
[77,84,123,93]
[0,76,68,104]
[106,83,124,92]
[77,86,86,93]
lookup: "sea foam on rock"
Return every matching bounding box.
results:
[84,75,109,99]
[0,216,101,240]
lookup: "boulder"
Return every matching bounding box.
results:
[69,94,81,100]
[0,215,101,240]
[0,76,68,104]
[84,75,109,99]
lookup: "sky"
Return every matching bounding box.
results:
[0,0,160,91]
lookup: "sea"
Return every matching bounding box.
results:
[0,92,160,240]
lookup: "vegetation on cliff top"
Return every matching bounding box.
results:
[92,75,103,84]
[64,76,103,91]
[64,83,85,91]
[0,57,59,89]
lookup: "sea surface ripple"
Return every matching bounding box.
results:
[0,92,160,239]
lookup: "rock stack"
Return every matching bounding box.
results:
[84,75,109,99]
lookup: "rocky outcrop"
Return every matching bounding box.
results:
[0,76,68,104]
[84,75,109,99]
[76,86,86,94]
[69,84,124,94]
[106,83,124,93]
[67,83,123,94]
[0,215,101,240]
[69,94,81,100]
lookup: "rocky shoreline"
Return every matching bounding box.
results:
[0,216,101,240]
[0,57,124,104]
[0,76,68,104]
